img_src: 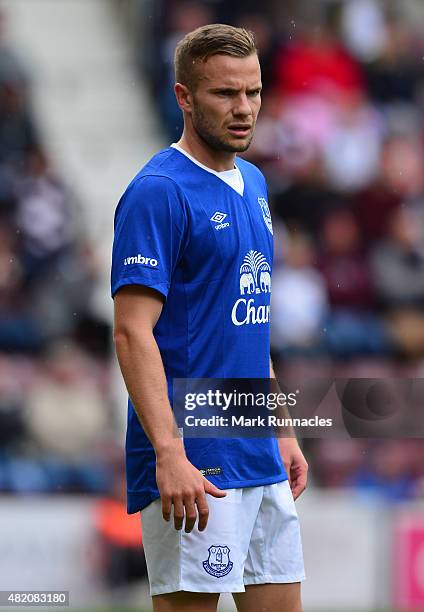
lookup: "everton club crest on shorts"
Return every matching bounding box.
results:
[203,545,233,578]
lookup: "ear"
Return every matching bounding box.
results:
[175,82,193,113]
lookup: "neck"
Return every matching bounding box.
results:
[177,130,236,172]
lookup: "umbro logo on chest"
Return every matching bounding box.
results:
[210,211,230,230]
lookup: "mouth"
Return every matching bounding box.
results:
[227,125,252,138]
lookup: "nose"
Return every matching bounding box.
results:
[233,93,252,117]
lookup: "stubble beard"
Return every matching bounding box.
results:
[191,101,254,154]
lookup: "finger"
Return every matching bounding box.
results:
[292,482,306,500]
[204,480,227,498]
[184,498,197,533]
[196,492,210,532]
[293,467,307,490]
[162,497,172,522]
[291,474,307,500]
[173,499,184,530]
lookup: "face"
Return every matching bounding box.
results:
[186,53,262,153]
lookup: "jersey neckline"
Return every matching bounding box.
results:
[170,143,245,197]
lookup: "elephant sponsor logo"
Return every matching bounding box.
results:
[239,272,255,295]
[259,270,271,292]
[258,197,273,235]
[239,250,271,295]
[203,545,233,578]
[232,250,271,326]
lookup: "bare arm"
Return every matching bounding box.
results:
[114,285,225,531]
[270,357,308,500]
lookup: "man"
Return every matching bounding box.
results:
[112,24,307,612]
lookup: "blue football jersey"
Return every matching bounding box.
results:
[111,147,287,513]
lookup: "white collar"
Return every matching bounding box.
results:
[171,143,244,196]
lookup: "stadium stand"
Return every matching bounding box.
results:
[0,2,115,494]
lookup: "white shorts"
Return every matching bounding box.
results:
[141,480,305,596]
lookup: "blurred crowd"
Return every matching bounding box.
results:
[143,0,424,500]
[0,10,113,496]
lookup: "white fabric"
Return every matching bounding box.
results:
[171,143,244,196]
[141,480,305,596]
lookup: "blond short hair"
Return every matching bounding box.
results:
[174,24,257,90]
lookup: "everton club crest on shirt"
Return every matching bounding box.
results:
[258,197,273,235]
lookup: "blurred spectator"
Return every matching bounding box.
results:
[273,19,364,100]
[318,209,374,310]
[370,206,424,358]
[94,456,147,590]
[371,206,424,310]
[25,343,110,460]
[0,222,44,352]
[0,9,28,88]
[349,441,417,502]
[379,133,424,199]
[271,232,328,355]
[341,0,387,62]
[0,393,27,454]
[15,149,76,274]
[322,92,382,192]
[0,80,38,167]
[308,439,368,488]
[271,160,339,234]
[318,209,391,357]
[351,129,424,242]
[364,14,424,105]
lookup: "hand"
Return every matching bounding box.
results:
[278,437,308,500]
[156,444,226,532]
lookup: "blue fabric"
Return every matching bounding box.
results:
[111,147,287,513]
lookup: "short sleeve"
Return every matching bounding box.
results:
[111,175,188,299]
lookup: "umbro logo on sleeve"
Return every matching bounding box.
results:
[124,254,158,267]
